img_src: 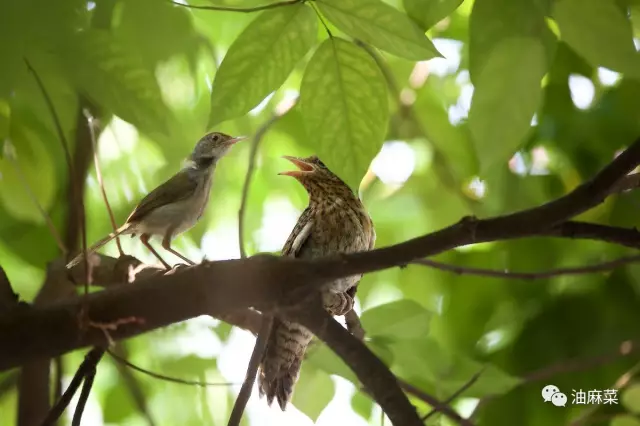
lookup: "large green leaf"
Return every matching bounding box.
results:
[208,4,317,126]
[306,343,359,384]
[553,0,640,78]
[391,338,521,397]
[63,30,171,134]
[403,0,464,31]
[300,38,388,189]
[291,365,335,421]
[469,0,555,84]
[0,122,55,224]
[468,37,546,172]
[316,0,441,60]
[360,299,432,339]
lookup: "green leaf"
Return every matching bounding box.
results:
[300,38,388,189]
[403,0,464,31]
[391,338,521,397]
[351,391,374,420]
[117,0,201,68]
[0,123,56,224]
[316,0,441,60]
[306,343,358,384]
[208,4,317,126]
[553,0,640,77]
[622,383,640,414]
[468,37,546,173]
[292,365,335,421]
[63,30,171,134]
[469,0,555,84]
[612,415,640,426]
[360,299,431,339]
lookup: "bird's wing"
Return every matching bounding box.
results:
[126,170,199,223]
[281,207,313,258]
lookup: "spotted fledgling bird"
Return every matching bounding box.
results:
[66,132,246,270]
[258,155,376,410]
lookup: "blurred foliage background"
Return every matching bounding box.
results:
[1,0,640,425]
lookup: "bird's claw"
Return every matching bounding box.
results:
[323,292,354,316]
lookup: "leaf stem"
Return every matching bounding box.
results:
[169,0,302,13]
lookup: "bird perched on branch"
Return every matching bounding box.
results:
[258,155,376,410]
[66,132,246,270]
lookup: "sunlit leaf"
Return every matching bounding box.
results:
[403,0,464,31]
[63,29,171,134]
[208,4,317,126]
[316,0,441,60]
[351,391,374,421]
[553,0,640,78]
[300,37,388,189]
[468,37,546,172]
[360,299,431,339]
[292,365,335,421]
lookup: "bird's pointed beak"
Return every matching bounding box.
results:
[227,135,248,145]
[279,156,314,177]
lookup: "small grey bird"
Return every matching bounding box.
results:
[66,132,245,270]
[258,155,376,410]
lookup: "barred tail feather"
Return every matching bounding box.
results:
[258,318,313,410]
[65,223,132,269]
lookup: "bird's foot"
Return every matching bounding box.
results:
[323,292,354,317]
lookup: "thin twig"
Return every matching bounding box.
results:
[412,254,640,280]
[227,317,273,426]
[107,349,238,387]
[111,344,157,426]
[71,360,97,426]
[169,0,302,13]
[24,59,90,291]
[41,347,104,426]
[2,142,67,254]
[421,369,484,421]
[238,107,294,258]
[84,109,123,256]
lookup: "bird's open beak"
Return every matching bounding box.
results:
[227,135,248,145]
[278,156,314,177]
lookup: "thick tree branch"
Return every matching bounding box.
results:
[4,218,640,373]
[1,136,639,424]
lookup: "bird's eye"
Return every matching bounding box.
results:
[317,160,326,168]
[212,134,219,142]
